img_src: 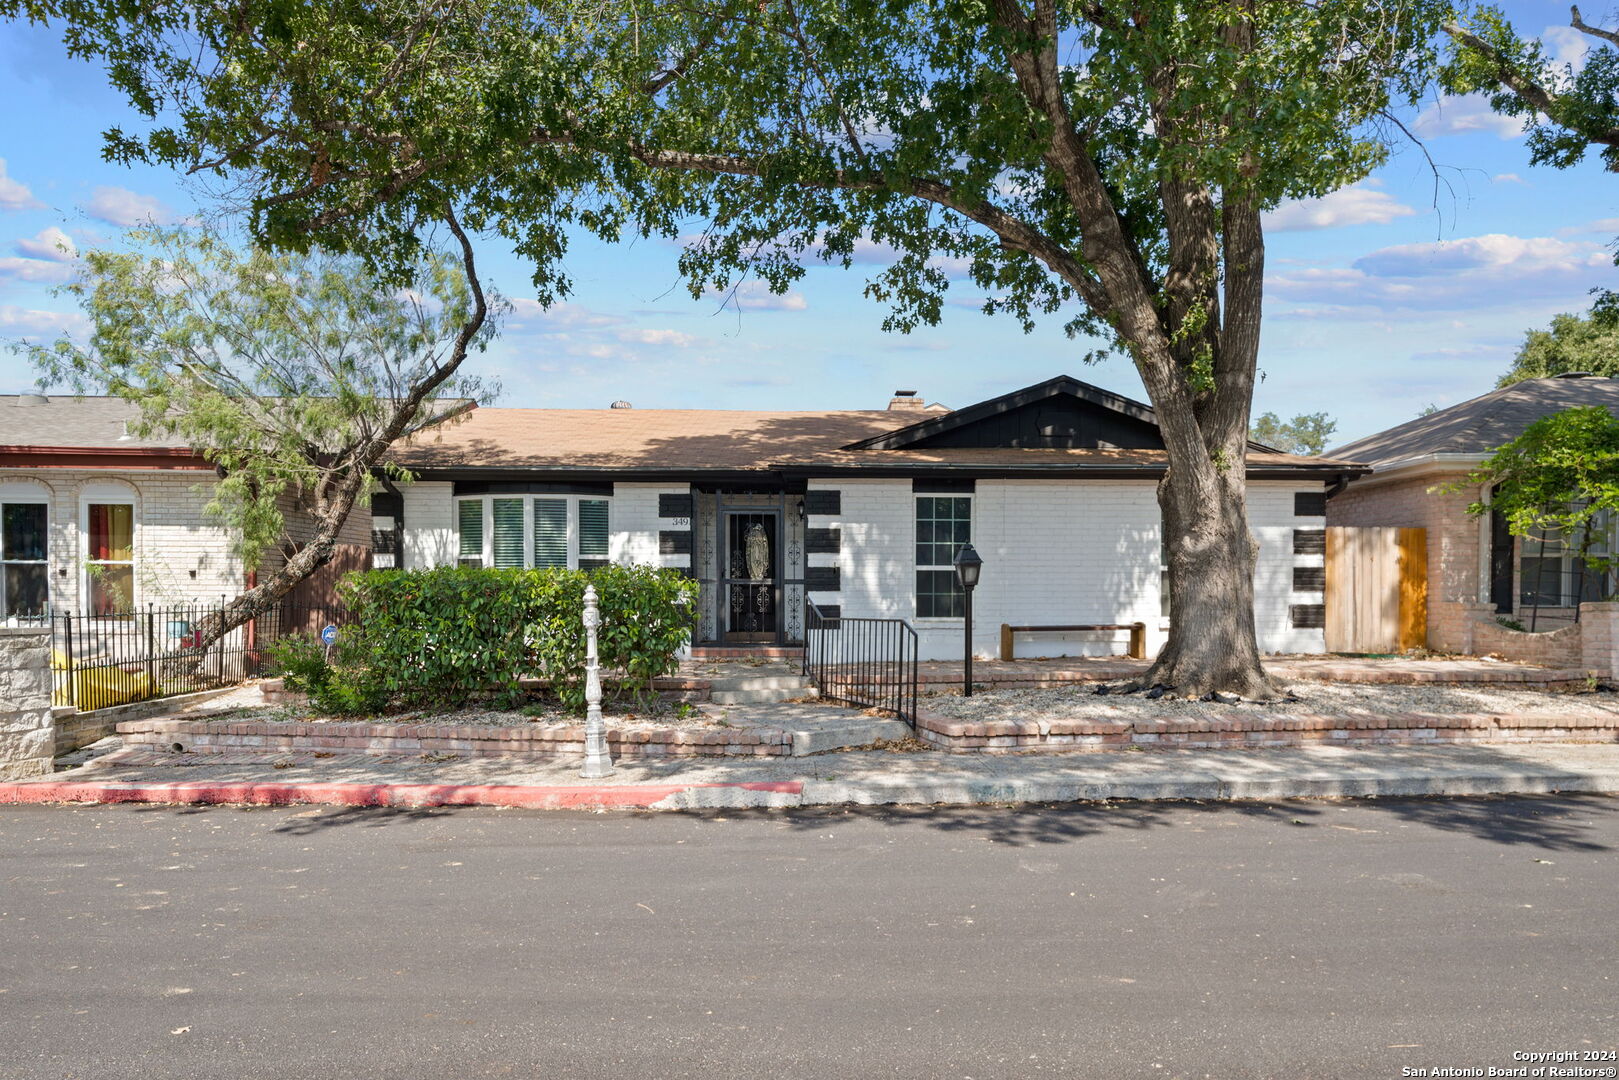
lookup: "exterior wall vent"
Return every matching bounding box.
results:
[14,393,47,406]
[610,400,633,409]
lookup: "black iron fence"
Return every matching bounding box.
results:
[48,601,344,711]
[802,600,919,726]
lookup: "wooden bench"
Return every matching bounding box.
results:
[999,622,1148,661]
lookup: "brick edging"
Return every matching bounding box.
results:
[912,707,1619,752]
[0,779,803,810]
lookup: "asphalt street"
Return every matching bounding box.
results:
[1,795,1616,1080]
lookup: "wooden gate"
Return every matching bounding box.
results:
[1324,527,1427,653]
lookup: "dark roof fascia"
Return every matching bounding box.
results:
[842,375,1166,450]
[403,461,1365,484]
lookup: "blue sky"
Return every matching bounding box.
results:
[0,3,1616,446]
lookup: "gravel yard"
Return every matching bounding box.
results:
[922,681,1619,722]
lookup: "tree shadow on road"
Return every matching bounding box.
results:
[127,802,457,833]
[680,792,1617,850]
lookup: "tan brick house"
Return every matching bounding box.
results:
[1327,373,1619,654]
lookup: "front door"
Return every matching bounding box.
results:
[723,511,779,641]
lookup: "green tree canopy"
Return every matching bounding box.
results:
[1250,411,1337,456]
[21,224,499,638]
[8,0,1450,696]
[1498,312,1619,385]
[1457,406,1619,582]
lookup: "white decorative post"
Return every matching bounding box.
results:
[580,584,614,778]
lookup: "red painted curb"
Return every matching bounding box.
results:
[0,779,803,810]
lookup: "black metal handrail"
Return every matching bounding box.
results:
[48,600,343,712]
[801,600,919,727]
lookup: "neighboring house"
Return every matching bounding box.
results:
[1327,373,1619,648]
[0,392,371,621]
[389,375,1362,660]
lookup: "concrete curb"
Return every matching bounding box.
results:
[5,757,1619,811]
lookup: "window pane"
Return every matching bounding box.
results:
[3,563,47,617]
[492,498,525,569]
[534,499,568,568]
[579,500,609,559]
[89,564,134,615]
[457,500,483,563]
[2,504,46,561]
[89,503,133,561]
[1520,557,1563,607]
[916,568,964,618]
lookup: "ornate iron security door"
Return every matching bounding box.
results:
[723,510,780,641]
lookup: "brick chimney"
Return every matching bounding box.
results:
[888,389,925,411]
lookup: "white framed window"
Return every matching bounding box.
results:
[80,482,138,615]
[915,495,972,618]
[1,487,49,619]
[455,495,611,570]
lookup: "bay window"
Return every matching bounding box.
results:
[456,495,611,570]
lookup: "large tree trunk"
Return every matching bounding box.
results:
[1146,463,1277,699]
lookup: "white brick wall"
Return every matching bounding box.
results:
[808,477,1324,661]
[611,484,691,570]
[0,469,241,613]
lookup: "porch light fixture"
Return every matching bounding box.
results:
[954,544,983,697]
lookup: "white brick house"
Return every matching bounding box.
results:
[391,376,1364,660]
[0,393,370,620]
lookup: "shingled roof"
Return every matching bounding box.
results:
[1328,374,1619,468]
[0,394,186,450]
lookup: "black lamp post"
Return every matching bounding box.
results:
[954,544,983,697]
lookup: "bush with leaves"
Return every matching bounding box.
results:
[333,565,698,713]
[263,633,388,716]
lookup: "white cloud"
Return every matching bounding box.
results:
[0,305,87,338]
[81,185,179,227]
[0,159,42,211]
[1264,183,1417,231]
[1542,24,1591,72]
[1268,232,1615,315]
[506,298,626,330]
[616,327,699,347]
[15,226,77,262]
[1411,94,1524,139]
[1352,233,1606,278]
[707,280,808,311]
[0,256,75,284]
[1492,173,1528,185]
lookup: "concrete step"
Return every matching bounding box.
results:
[708,675,812,692]
[710,686,818,705]
[790,717,913,756]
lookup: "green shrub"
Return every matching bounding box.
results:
[335,564,698,712]
[263,632,388,716]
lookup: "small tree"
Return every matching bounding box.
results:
[22,223,499,646]
[1456,406,1619,603]
[1249,412,1337,456]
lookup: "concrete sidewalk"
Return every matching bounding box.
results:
[3,741,1619,810]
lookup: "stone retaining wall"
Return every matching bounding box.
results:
[0,628,53,780]
[914,707,1619,753]
[118,716,791,759]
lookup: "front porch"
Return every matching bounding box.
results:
[688,485,811,649]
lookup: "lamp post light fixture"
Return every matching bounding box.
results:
[954,544,983,697]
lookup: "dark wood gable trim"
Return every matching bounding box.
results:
[843,375,1162,451]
